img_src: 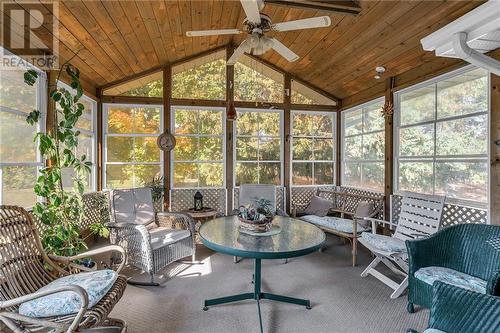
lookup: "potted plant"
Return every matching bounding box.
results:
[238,198,274,233]
[24,62,108,258]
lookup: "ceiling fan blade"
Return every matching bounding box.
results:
[228,40,250,65]
[271,38,299,62]
[273,16,331,32]
[240,0,262,24]
[186,29,242,37]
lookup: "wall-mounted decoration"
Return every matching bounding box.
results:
[381,101,393,119]
[157,132,176,151]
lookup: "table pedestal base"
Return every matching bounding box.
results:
[203,259,311,333]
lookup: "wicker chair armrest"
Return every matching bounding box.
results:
[428,281,500,333]
[486,269,500,296]
[49,245,127,274]
[405,234,444,276]
[106,222,152,249]
[156,212,195,236]
[0,285,88,332]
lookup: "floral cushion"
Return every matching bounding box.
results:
[415,266,487,294]
[360,232,407,253]
[301,215,369,234]
[19,269,118,318]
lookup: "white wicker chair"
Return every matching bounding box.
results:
[108,187,196,286]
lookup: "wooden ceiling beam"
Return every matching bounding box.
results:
[265,0,361,16]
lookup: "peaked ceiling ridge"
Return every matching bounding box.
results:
[98,43,340,104]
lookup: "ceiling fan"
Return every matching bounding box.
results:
[185,0,332,65]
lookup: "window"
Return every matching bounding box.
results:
[0,61,46,207]
[342,98,385,192]
[102,71,163,97]
[57,81,97,191]
[291,112,335,186]
[172,50,226,100]
[104,104,162,188]
[291,80,337,106]
[235,109,283,186]
[235,55,284,103]
[395,67,489,205]
[172,106,225,188]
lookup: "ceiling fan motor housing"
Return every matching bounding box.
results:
[243,14,272,35]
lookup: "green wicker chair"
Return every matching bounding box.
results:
[407,281,500,333]
[406,223,500,313]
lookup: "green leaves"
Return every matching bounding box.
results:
[24,69,38,86]
[23,64,103,257]
[26,110,41,125]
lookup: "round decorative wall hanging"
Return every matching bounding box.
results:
[157,132,176,151]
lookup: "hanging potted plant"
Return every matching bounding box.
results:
[24,62,108,259]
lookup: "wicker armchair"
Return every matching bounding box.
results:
[108,188,196,286]
[407,223,500,312]
[407,282,500,333]
[0,205,128,333]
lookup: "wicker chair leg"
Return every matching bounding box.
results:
[127,273,160,287]
[407,302,415,313]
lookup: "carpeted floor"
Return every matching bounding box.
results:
[111,236,428,333]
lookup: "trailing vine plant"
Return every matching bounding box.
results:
[24,62,108,257]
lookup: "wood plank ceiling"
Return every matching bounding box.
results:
[3,1,485,100]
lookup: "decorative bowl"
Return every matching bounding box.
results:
[238,216,273,233]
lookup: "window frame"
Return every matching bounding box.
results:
[233,107,284,187]
[0,63,46,207]
[341,97,386,193]
[102,103,164,189]
[170,105,227,189]
[393,65,490,208]
[290,110,336,187]
[57,81,98,191]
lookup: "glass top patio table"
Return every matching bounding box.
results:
[199,215,326,259]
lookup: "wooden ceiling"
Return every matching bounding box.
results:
[2,1,485,100]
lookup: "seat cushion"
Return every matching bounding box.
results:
[423,329,446,333]
[304,196,333,217]
[149,227,191,250]
[361,232,407,253]
[19,269,118,318]
[415,266,487,294]
[301,215,368,234]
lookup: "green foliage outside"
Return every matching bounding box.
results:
[292,113,335,185]
[105,106,162,189]
[23,64,108,256]
[398,71,488,202]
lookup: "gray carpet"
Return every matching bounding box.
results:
[111,236,428,333]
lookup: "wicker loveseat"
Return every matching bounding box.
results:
[0,205,128,332]
[406,223,500,313]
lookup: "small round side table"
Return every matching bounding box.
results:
[183,207,218,243]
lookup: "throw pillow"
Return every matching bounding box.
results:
[304,195,333,217]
